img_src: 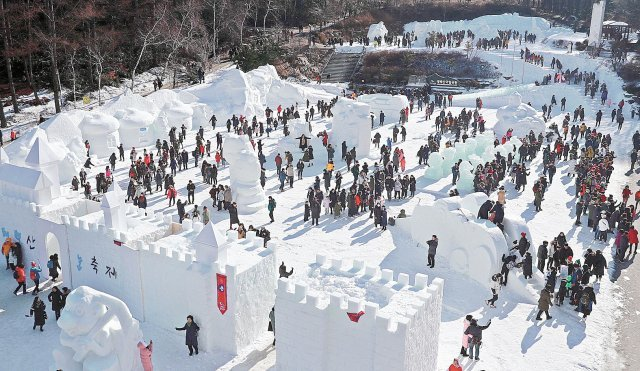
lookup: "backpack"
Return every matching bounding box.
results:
[47,260,53,269]
[13,270,18,279]
[580,292,590,306]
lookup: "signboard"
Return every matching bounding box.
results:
[426,74,459,87]
[83,95,90,105]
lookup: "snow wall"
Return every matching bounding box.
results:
[275,256,443,371]
[330,98,372,159]
[357,94,409,125]
[396,194,510,287]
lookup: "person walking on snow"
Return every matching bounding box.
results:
[427,235,438,268]
[13,263,27,295]
[30,296,47,331]
[29,261,42,295]
[267,196,276,223]
[536,286,553,320]
[486,273,502,308]
[175,315,200,356]
[138,340,154,371]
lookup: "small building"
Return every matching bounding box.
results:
[602,20,630,41]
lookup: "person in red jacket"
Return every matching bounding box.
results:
[622,186,632,206]
[13,263,27,295]
[634,190,640,210]
[448,358,463,371]
[166,185,177,207]
[628,226,639,257]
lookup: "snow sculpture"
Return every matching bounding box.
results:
[39,113,82,147]
[101,88,158,116]
[331,98,372,159]
[193,221,228,266]
[53,286,143,371]
[224,135,266,213]
[162,100,193,130]
[357,94,409,125]
[493,92,546,138]
[191,102,214,130]
[25,137,62,199]
[79,112,121,158]
[289,118,312,140]
[276,256,444,371]
[114,108,156,147]
[396,195,510,287]
[367,22,388,41]
[188,68,262,120]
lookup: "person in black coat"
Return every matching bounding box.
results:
[311,200,321,226]
[592,250,607,281]
[229,202,240,229]
[48,286,64,320]
[477,200,493,219]
[30,296,47,331]
[176,315,200,356]
[522,252,533,279]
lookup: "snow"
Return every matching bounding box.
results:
[53,286,143,371]
[405,13,570,47]
[224,135,267,213]
[493,92,547,137]
[0,14,636,371]
[114,108,157,148]
[330,98,372,159]
[357,93,409,124]
[275,258,443,371]
[367,22,388,41]
[79,112,121,158]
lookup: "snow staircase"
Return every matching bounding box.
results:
[321,52,363,83]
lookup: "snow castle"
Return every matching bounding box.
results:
[275,254,444,371]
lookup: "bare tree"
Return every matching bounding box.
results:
[1,0,21,113]
[130,1,168,91]
[161,0,204,86]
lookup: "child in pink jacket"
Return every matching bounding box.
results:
[138,340,153,371]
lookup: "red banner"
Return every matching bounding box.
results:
[347,311,365,323]
[216,273,227,315]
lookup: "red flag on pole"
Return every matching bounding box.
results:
[347,311,365,323]
[216,273,227,315]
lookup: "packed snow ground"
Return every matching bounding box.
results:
[1,13,638,370]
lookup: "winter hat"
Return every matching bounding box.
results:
[31,261,36,267]
[521,232,527,237]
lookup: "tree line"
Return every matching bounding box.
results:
[0,0,362,127]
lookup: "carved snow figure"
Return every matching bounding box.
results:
[223,135,267,213]
[52,286,143,371]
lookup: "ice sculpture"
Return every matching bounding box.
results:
[52,286,143,371]
[224,135,267,213]
[425,153,444,179]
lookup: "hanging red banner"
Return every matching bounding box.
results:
[216,273,228,315]
[347,311,365,323]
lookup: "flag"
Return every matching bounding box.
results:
[216,273,227,315]
[347,311,365,323]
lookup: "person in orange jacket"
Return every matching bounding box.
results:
[449,358,463,371]
[2,237,12,270]
[13,263,27,295]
